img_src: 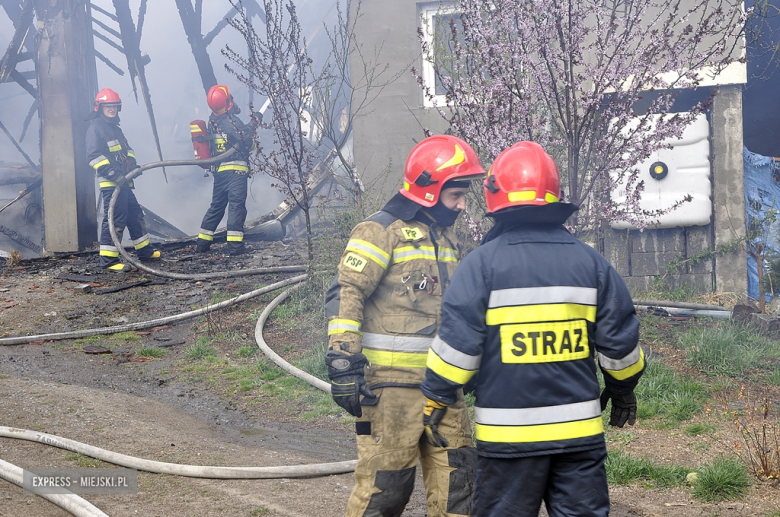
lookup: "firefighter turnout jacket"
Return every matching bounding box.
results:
[86,114,137,188]
[421,218,644,458]
[325,197,462,387]
[209,109,254,174]
[196,108,257,248]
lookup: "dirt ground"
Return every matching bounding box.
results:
[0,242,779,516]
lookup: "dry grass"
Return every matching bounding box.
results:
[6,249,22,267]
[697,291,740,308]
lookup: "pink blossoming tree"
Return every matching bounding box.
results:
[415,0,748,235]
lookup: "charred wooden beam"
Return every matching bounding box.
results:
[89,2,118,22]
[19,99,36,142]
[10,69,35,97]
[111,0,166,179]
[0,0,34,84]
[94,50,125,76]
[0,117,37,170]
[92,29,125,53]
[174,0,217,93]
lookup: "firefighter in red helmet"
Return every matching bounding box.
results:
[196,84,260,256]
[86,88,161,271]
[421,141,644,517]
[325,135,485,517]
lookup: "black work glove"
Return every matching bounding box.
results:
[600,387,637,428]
[325,350,375,417]
[423,398,450,447]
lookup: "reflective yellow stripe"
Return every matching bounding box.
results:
[475,416,603,443]
[127,151,135,159]
[362,349,427,368]
[328,319,362,335]
[100,249,119,258]
[198,233,214,241]
[99,180,134,189]
[392,245,437,263]
[226,231,243,242]
[133,239,150,250]
[603,347,645,381]
[486,303,597,325]
[427,349,476,384]
[217,164,249,172]
[92,159,110,171]
[438,247,459,263]
[346,239,390,269]
[109,144,122,152]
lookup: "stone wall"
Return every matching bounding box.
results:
[603,225,715,294]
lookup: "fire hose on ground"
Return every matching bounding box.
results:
[0,276,354,517]
[0,457,107,517]
[107,148,292,281]
[0,274,307,346]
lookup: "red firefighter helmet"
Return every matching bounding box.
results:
[93,88,122,112]
[400,135,486,207]
[484,141,561,213]
[207,85,234,115]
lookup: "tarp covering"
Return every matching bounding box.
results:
[744,147,780,301]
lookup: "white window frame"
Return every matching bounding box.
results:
[418,2,459,108]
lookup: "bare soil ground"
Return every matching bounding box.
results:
[0,242,779,516]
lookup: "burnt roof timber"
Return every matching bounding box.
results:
[0,0,33,85]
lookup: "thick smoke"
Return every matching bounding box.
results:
[0,0,339,238]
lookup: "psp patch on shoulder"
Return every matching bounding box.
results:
[343,252,367,272]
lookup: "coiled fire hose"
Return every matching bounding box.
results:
[107,148,300,281]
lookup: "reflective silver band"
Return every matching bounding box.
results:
[89,155,108,167]
[219,160,249,167]
[598,344,642,370]
[107,139,120,147]
[361,332,433,352]
[199,228,214,236]
[438,248,458,261]
[474,399,601,426]
[132,234,151,246]
[100,245,118,252]
[431,335,481,370]
[392,248,436,260]
[227,231,244,237]
[346,240,390,268]
[489,286,598,308]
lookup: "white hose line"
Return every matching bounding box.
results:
[635,305,732,320]
[0,457,108,517]
[0,274,307,346]
[106,149,296,281]
[0,428,356,479]
[254,284,332,393]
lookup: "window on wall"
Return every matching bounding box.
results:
[419,3,463,107]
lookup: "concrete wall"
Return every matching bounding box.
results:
[37,0,97,253]
[711,85,747,294]
[604,226,714,295]
[350,0,449,198]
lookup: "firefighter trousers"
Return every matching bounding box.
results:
[473,445,609,517]
[197,170,248,251]
[99,186,153,267]
[346,386,476,517]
